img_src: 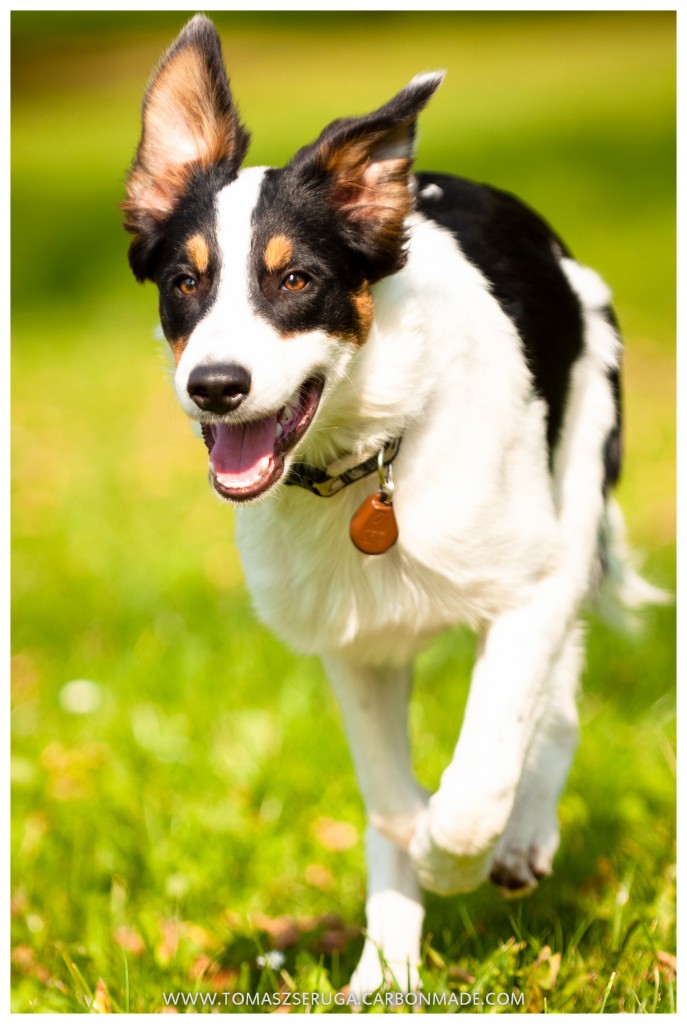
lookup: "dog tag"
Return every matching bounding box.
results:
[350,492,398,554]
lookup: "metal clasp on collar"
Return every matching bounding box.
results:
[377,447,395,505]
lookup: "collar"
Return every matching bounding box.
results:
[285,436,403,498]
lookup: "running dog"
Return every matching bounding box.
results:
[124,15,661,994]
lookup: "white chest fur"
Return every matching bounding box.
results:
[233,217,562,665]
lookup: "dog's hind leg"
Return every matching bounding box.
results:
[489,624,582,894]
[322,655,427,993]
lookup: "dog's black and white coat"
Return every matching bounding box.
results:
[125,16,660,994]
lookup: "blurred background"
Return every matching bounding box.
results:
[11,11,675,1013]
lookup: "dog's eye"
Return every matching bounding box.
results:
[281,272,310,293]
[177,276,198,296]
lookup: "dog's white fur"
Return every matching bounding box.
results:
[167,163,638,994]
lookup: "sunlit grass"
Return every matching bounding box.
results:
[11,10,674,1013]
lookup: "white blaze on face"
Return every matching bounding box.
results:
[172,165,357,501]
[174,165,342,425]
[174,166,266,415]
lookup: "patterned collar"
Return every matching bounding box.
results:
[284,436,403,498]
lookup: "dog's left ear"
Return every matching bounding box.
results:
[289,72,444,281]
[123,14,249,281]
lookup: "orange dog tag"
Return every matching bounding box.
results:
[350,493,399,554]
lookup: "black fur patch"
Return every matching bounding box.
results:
[600,305,624,493]
[416,173,585,456]
[152,167,227,342]
[248,167,372,342]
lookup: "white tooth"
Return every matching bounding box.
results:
[275,422,283,439]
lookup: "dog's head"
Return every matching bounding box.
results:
[124,15,442,503]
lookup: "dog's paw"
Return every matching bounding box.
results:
[489,848,539,897]
[490,813,559,896]
[349,940,420,1002]
[489,836,557,897]
[407,808,496,895]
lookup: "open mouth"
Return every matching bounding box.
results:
[200,375,325,502]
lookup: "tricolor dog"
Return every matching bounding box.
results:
[124,15,661,994]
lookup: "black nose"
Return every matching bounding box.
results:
[187,363,251,414]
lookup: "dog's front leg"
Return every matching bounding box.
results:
[322,655,426,994]
[408,576,578,896]
[349,825,424,998]
[323,656,427,848]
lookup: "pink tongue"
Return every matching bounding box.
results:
[210,415,277,485]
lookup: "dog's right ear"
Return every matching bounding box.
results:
[123,15,249,281]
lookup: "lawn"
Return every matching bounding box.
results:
[11,11,675,1014]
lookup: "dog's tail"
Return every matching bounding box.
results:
[594,497,671,630]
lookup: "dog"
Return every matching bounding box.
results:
[123,15,662,995]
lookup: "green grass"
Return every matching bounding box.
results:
[11,11,675,1013]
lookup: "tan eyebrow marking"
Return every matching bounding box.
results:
[186,233,210,273]
[264,234,293,273]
